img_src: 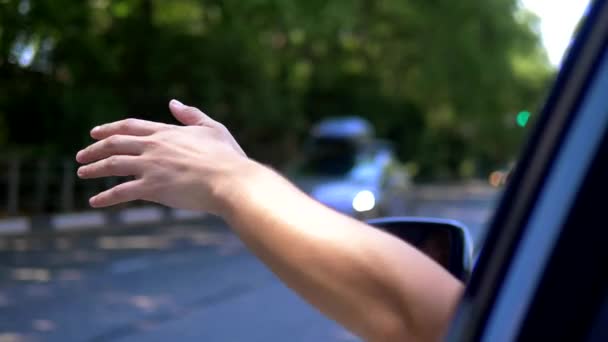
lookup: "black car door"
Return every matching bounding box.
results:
[446,0,608,340]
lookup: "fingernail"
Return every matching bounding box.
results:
[89,196,98,207]
[170,99,185,108]
[76,151,83,162]
[77,167,85,177]
[91,126,100,134]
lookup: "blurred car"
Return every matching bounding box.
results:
[286,117,411,219]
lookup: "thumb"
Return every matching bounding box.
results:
[169,99,212,126]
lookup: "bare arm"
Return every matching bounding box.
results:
[76,100,463,341]
[221,163,462,341]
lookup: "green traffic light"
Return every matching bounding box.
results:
[517,111,531,127]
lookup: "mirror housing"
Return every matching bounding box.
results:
[367,217,474,281]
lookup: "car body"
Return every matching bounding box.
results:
[286,117,411,219]
[444,2,608,340]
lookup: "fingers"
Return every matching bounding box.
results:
[76,135,146,164]
[77,155,142,179]
[91,118,169,140]
[169,99,214,126]
[89,180,146,208]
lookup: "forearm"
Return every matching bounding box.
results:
[219,160,463,341]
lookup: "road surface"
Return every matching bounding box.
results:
[0,184,498,342]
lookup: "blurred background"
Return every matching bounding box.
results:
[0,0,587,341]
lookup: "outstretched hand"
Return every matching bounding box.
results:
[76,100,249,214]
[76,100,462,342]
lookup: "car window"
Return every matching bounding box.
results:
[292,137,361,177]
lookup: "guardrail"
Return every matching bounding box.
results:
[0,205,210,236]
[1,157,132,217]
[0,157,215,236]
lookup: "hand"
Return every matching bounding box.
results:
[76,100,250,215]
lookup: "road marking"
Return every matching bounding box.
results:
[0,217,30,235]
[119,207,164,225]
[52,211,106,231]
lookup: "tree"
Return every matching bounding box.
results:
[0,0,553,178]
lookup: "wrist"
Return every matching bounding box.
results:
[212,158,270,220]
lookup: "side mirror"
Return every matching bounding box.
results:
[367,217,474,282]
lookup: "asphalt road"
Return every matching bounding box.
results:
[0,184,498,342]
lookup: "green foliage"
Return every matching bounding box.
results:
[0,0,554,178]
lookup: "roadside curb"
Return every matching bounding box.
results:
[0,207,210,236]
